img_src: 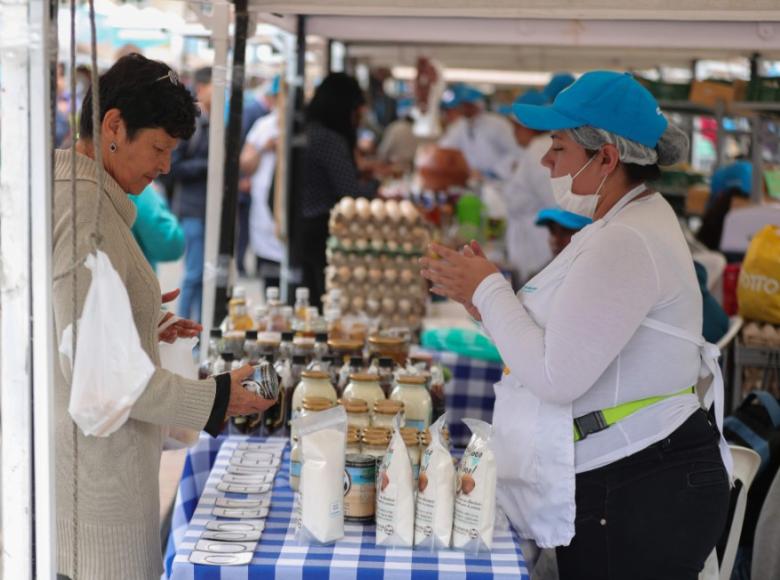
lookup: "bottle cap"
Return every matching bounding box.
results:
[266,287,280,300]
[292,355,307,365]
[315,332,328,343]
[222,352,235,362]
[232,286,246,300]
[245,330,258,340]
[379,357,394,368]
[281,331,294,342]
[350,356,363,368]
[295,287,310,300]
[210,328,223,338]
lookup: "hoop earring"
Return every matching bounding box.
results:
[109,142,117,153]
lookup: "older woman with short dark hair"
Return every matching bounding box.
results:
[52,53,274,579]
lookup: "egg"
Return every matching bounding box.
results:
[400,269,414,284]
[385,199,401,222]
[338,265,351,282]
[353,265,367,282]
[366,297,381,315]
[386,240,399,252]
[352,295,366,312]
[355,238,369,252]
[341,238,353,250]
[399,298,412,314]
[340,197,356,219]
[368,268,383,284]
[400,200,417,223]
[382,297,395,314]
[370,198,386,221]
[355,197,371,220]
[370,238,384,252]
[401,241,414,254]
[383,268,398,283]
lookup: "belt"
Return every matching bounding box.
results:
[573,387,695,442]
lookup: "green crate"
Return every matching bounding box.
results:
[638,77,691,101]
[747,77,780,103]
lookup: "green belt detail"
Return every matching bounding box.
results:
[573,387,695,442]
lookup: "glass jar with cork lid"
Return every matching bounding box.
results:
[368,335,409,366]
[401,427,422,481]
[342,373,385,416]
[342,398,370,430]
[346,427,361,455]
[291,370,337,430]
[390,374,432,432]
[361,427,391,460]
[328,338,364,365]
[372,399,405,429]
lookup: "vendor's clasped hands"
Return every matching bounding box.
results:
[419,240,499,320]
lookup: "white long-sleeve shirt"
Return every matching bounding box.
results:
[473,192,704,472]
[439,112,518,178]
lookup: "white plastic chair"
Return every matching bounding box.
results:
[698,445,761,580]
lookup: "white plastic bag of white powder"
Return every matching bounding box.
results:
[293,405,347,545]
[375,414,415,548]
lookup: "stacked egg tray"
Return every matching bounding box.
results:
[326,197,432,330]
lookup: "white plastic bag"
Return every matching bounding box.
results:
[292,405,347,545]
[414,413,456,550]
[376,414,415,548]
[160,336,200,448]
[63,250,155,437]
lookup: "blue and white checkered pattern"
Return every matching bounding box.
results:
[166,435,529,580]
[429,351,503,448]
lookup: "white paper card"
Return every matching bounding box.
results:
[212,506,270,519]
[215,497,271,509]
[222,473,274,484]
[195,539,257,553]
[201,530,263,542]
[217,482,272,495]
[205,520,266,533]
[189,550,253,566]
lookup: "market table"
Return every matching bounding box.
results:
[164,434,529,580]
[427,351,503,448]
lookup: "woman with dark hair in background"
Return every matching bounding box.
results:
[292,72,377,308]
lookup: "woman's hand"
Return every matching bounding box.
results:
[158,312,203,343]
[419,241,499,308]
[226,365,277,417]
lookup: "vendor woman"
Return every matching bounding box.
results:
[421,71,732,580]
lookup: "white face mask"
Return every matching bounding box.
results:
[550,155,608,218]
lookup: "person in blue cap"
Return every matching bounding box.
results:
[240,75,285,289]
[542,72,577,103]
[438,83,518,179]
[500,88,570,282]
[439,86,463,132]
[696,160,753,251]
[535,206,592,257]
[421,71,730,579]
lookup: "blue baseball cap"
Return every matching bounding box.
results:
[397,97,414,117]
[515,89,547,107]
[711,161,752,195]
[441,84,464,110]
[513,71,668,149]
[542,73,576,102]
[535,207,593,230]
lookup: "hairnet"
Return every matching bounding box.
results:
[566,119,689,166]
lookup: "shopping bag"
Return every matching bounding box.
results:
[63,250,155,437]
[159,336,200,448]
[738,225,780,324]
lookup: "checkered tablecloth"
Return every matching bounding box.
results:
[165,434,529,580]
[427,351,503,448]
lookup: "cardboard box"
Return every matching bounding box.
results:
[689,80,736,109]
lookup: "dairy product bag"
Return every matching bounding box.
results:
[375,414,415,548]
[453,418,497,552]
[292,406,347,544]
[414,413,456,550]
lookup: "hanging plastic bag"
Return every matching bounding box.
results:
[738,225,780,324]
[160,336,200,449]
[62,250,155,437]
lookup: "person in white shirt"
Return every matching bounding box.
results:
[376,97,418,173]
[438,84,518,179]
[240,76,285,287]
[421,71,731,580]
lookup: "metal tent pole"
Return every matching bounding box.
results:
[200,0,230,351]
[1,0,57,576]
[213,0,250,326]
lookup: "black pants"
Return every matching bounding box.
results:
[557,409,730,580]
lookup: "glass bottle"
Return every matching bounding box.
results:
[373,399,404,429]
[265,286,284,332]
[346,428,361,455]
[228,286,254,331]
[341,398,370,430]
[242,330,260,365]
[199,328,223,379]
[279,332,295,362]
[342,373,385,418]
[290,370,338,437]
[361,429,391,460]
[313,333,329,361]
[294,287,310,322]
[291,395,335,441]
[402,428,422,482]
[390,374,432,432]
[212,351,238,375]
[377,357,395,397]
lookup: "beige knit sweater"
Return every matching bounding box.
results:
[52,149,217,579]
